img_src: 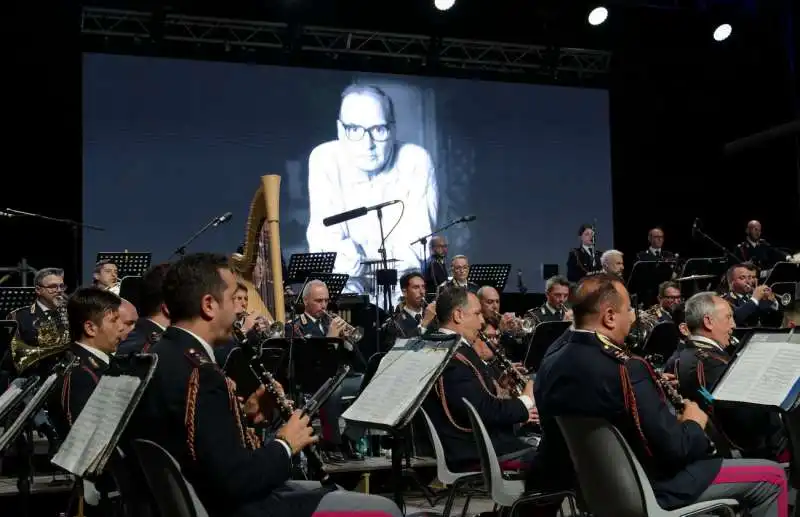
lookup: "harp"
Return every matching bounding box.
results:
[230,175,286,324]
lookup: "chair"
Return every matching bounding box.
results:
[420,407,483,517]
[103,446,157,517]
[556,416,740,517]
[131,439,209,517]
[462,399,575,516]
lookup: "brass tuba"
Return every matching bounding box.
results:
[11,296,71,373]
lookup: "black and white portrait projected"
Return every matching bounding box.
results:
[307,85,438,293]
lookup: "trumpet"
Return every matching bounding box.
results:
[233,312,285,344]
[493,311,536,335]
[322,311,364,343]
[107,281,121,295]
[774,292,792,306]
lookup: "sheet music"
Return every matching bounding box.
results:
[0,373,57,452]
[343,337,454,428]
[53,375,141,476]
[0,383,23,413]
[713,336,800,409]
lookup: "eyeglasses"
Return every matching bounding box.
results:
[339,121,393,142]
[453,266,470,272]
[39,283,67,292]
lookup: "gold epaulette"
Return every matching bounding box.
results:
[300,314,308,325]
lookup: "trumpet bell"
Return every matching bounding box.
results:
[777,292,792,306]
[348,327,365,343]
[11,339,70,373]
[267,322,286,339]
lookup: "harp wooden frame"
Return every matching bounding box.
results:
[230,175,286,324]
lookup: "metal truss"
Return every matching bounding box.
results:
[81,7,611,81]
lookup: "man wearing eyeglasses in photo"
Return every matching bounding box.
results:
[4,267,67,350]
[306,84,438,295]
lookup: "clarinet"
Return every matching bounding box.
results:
[656,375,685,411]
[245,351,336,487]
[479,331,528,397]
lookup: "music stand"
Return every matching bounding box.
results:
[638,322,681,368]
[291,338,349,394]
[96,252,152,279]
[468,264,512,291]
[765,261,800,287]
[524,321,571,372]
[303,273,349,303]
[118,275,143,307]
[224,344,286,398]
[678,257,728,294]
[286,253,337,284]
[0,287,36,316]
[627,260,677,305]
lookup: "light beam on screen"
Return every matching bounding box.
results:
[81,54,611,292]
[713,23,732,41]
[434,0,455,11]
[587,6,608,26]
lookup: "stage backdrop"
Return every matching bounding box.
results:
[82,53,612,292]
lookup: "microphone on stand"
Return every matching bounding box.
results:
[517,269,528,294]
[454,215,477,224]
[323,200,401,227]
[212,212,233,227]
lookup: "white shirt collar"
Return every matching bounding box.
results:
[36,300,52,313]
[147,318,166,331]
[75,342,111,365]
[582,245,593,252]
[545,303,558,314]
[688,334,726,352]
[173,326,217,364]
[404,306,423,318]
[747,238,759,247]
[438,326,471,346]
[649,247,662,254]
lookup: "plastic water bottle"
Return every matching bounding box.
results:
[356,436,369,457]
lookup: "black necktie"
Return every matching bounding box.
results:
[655,250,660,257]
[414,314,422,324]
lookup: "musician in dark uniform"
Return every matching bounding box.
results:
[117,263,171,355]
[527,274,786,516]
[566,224,602,282]
[722,264,782,327]
[5,267,67,352]
[125,253,402,517]
[654,281,682,322]
[735,220,787,270]
[422,235,449,295]
[388,272,436,338]
[527,276,572,323]
[287,279,365,458]
[437,255,479,294]
[676,292,788,461]
[635,227,676,262]
[422,286,537,472]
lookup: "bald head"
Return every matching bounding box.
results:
[430,235,448,259]
[571,274,633,343]
[477,286,500,318]
[118,298,139,341]
[746,220,762,241]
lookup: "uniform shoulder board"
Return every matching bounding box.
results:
[88,356,99,369]
[300,314,308,325]
[540,306,546,315]
[599,344,629,363]
[184,348,214,367]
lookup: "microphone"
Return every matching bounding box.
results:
[0,210,14,218]
[692,217,700,233]
[517,269,528,294]
[212,212,233,227]
[323,200,401,227]
[454,215,477,224]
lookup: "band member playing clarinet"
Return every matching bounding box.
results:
[125,253,402,517]
[527,274,786,516]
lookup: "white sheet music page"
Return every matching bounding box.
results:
[53,375,141,476]
[343,338,451,428]
[713,333,800,409]
[0,383,24,414]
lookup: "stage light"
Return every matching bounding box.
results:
[434,0,455,11]
[713,23,732,41]
[588,6,608,26]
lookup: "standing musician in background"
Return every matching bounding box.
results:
[388,271,436,338]
[125,253,402,517]
[422,235,449,295]
[675,292,788,462]
[566,224,603,282]
[527,276,573,323]
[636,227,676,261]
[527,274,786,516]
[722,263,782,327]
[437,255,479,295]
[92,260,120,294]
[117,263,171,355]
[422,287,538,472]
[736,220,787,271]
[600,249,625,279]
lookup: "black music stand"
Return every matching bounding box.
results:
[627,260,677,305]
[0,287,36,316]
[303,273,349,303]
[291,338,349,394]
[96,252,152,279]
[224,344,287,398]
[286,253,337,284]
[119,275,143,307]
[468,264,512,291]
[639,322,681,368]
[524,321,571,372]
[765,261,800,286]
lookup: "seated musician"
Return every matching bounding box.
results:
[600,249,625,279]
[527,274,786,516]
[478,285,527,361]
[125,253,402,517]
[736,220,787,270]
[722,263,782,327]
[389,271,436,338]
[92,259,119,293]
[118,298,138,342]
[422,235,449,295]
[422,286,537,472]
[654,281,682,322]
[527,275,572,323]
[437,255,479,294]
[5,267,67,352]
[675,292,788,461]
[117,264,171,355]
[566,224,602,282]
[287,279,366,459]
[635,227,675,261]
[216,282,270,366]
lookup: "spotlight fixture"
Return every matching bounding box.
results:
[434,0,455,11]
[713,23,732,41]
[588,6,608,26]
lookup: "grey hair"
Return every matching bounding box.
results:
[302,279,327,300]
[600,250,623,269]
[545,275,570,293]
[476,285,497,299]
[684,291,719,332]
[451,254,468,264]
[34,267,65,286]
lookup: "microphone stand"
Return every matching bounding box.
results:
[286,278,311,402]
[375,207,393,315]
[411,217,469,289]
[4,208,105,287]
[169,214,227,260]
[692,225,740,264]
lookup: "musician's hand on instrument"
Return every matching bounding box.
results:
[242,384,274,425]
[528,405,540,425]
[523,379,534,399]
[326,317,347,338]
[422,302,437,326]
[277,410,319,455]
[564,309,574,322]
[512,362,528,375]
[660,372,678,389]
[752,285,769,302]
[678,400,708,428]
[242,312,258,332]
[252,316,270,334]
